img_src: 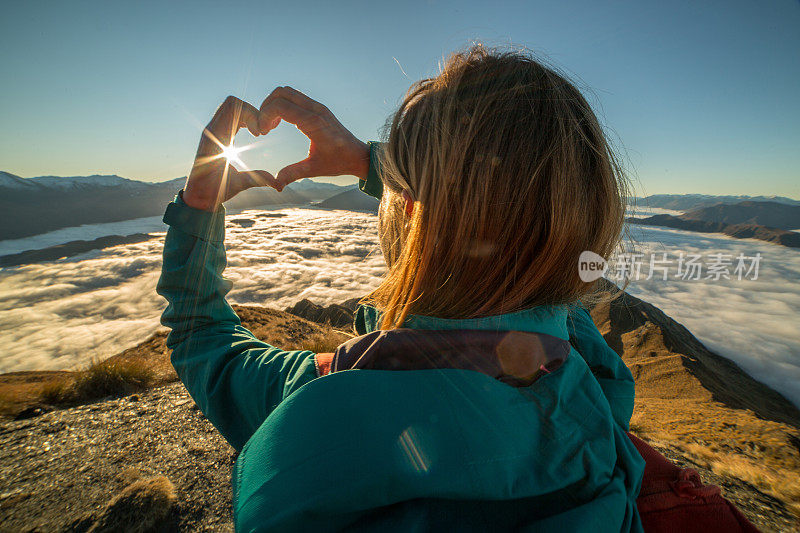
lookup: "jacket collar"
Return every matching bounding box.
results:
[328,328,569,386]
[313,303,573,386]
[353,303,570,340]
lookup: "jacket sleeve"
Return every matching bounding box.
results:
[567,305,636,431]
[156,192,319,451]
[359,141,384,200]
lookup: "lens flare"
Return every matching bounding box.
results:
[220,144,246,168]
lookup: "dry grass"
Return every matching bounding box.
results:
[74,359,155,399]
[304,331,352,353]
[81,475,177,533]
[281,323,352,353]
[682,441,800,518]
[39,376,72,404]
[0,371,74,417]
[38,359,155,406]
[634,399,800,520]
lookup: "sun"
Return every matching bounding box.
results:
[220,144,246,168]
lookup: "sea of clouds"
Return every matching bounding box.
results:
[0,207,798,408]
[0,208,386,373]
[621,224,800,408]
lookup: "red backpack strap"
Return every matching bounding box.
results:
[627,433,760,533]
[314,353,334,377]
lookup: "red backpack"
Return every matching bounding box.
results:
[628,433,760,532]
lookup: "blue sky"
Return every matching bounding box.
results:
[1,0,798,197]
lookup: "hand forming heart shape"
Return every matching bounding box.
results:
[183,87,369,212]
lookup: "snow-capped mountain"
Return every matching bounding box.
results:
[0,171,39,190]
[28,175,147,191]
[0,171,350,241]
[632,194,800,211]
[0,172,182,192]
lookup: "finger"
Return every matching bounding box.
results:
[258,86,286,113]
[261,86,330,116]
[260,116,281,135]
[239,104,261,137]
[229,168,282,193]
[259,98,324,137]
[258,86,329,133]
[196,98,260,160]
[207,96,261,145]
[229,98,261,139]
[276,158,315,187]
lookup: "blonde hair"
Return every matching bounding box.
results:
[366,45,628,329]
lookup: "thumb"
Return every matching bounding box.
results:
[277,158,315,187]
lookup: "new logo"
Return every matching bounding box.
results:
[578,251,608,282]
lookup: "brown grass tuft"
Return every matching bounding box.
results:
[679,438,800,517]
[280,323,352,353]
[85,475,177,533]
[39,376,73,404]
[40,359,155,407]
[302,331,350,354]
[71,359,155,401]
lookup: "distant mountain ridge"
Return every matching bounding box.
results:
[0,171,177,191]
[633,194,800,212]
[0,172,349,241]
[682,201,800,230]
[629,215,800,248]
[628,200,800,248]
[289,179,355,202]
[316,187,379,213]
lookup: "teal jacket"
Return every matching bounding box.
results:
[156,142,644,532]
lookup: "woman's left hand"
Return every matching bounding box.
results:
[183,95,280,211]
[258,86,369,189]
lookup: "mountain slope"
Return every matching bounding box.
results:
[628,214,800,248]
[286,179,351,202]
[636,194,800,211]
[0,173,308,240]
[316,187,379,212]
[28,175,145,191]
[0,171,39,190]
[682,201,800,230]
[586,280,800,524]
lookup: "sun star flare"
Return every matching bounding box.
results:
[220,144,246,168]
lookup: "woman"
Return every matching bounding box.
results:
[157,46,644,531]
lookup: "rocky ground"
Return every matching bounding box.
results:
[1,296,799,532]
[0,383,235,532]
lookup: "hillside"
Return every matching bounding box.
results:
[0,172,347,241]
[288,179,352,202]
[1,297,799,531]
[0,233,158,268]
[634,194,800,212]
[682,201,800,230]
[316,187,379,213]
[628,214,800,248]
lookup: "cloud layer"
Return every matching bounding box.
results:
[1,208,798,408]
[0,208,385,372]
[621,224,800,407]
